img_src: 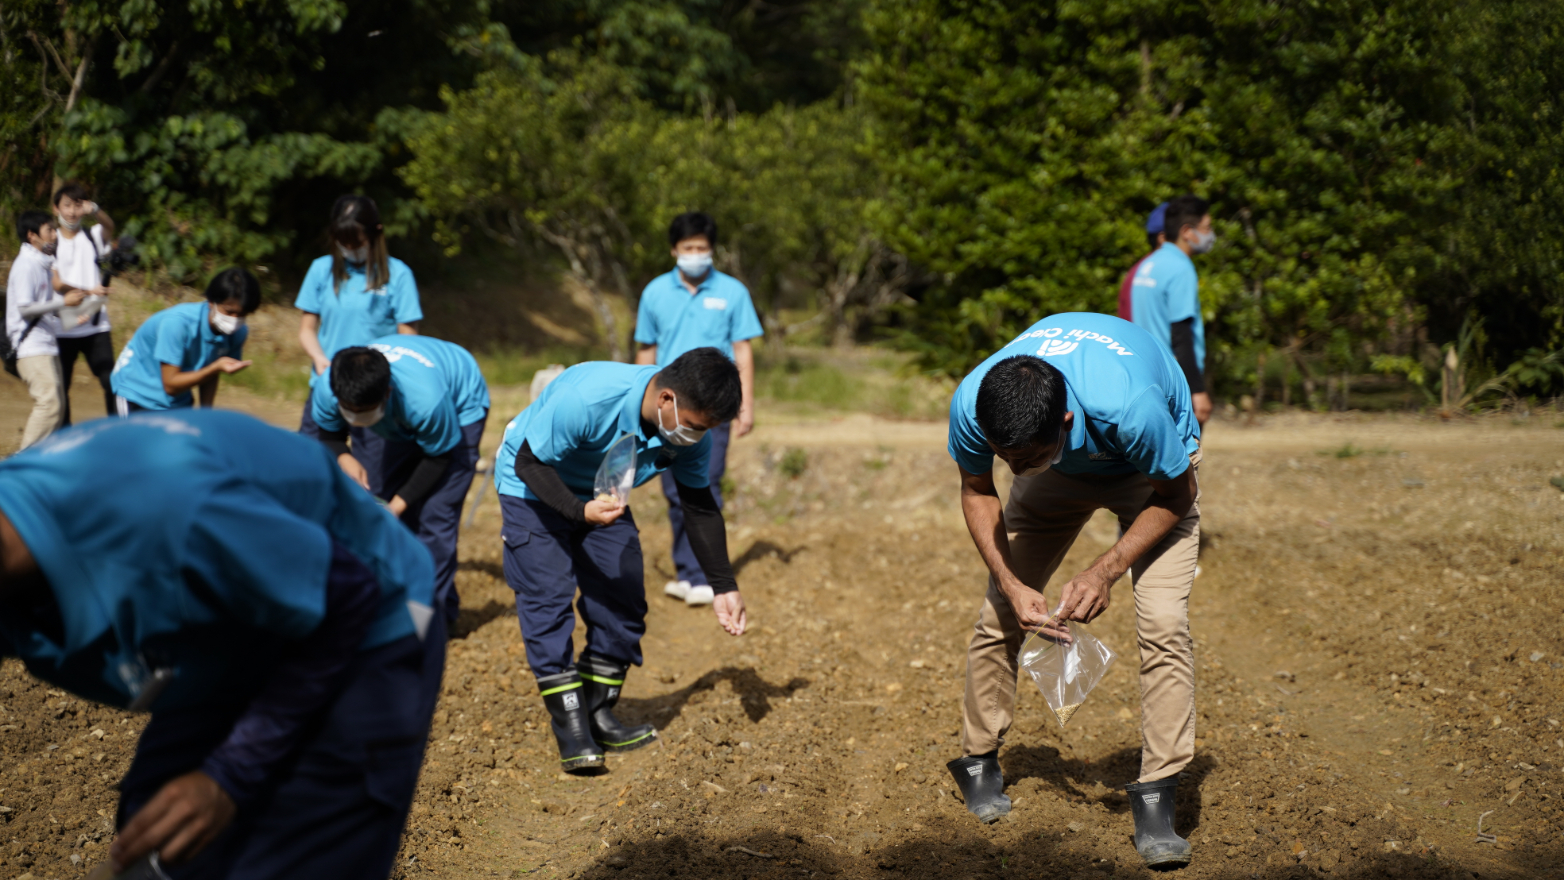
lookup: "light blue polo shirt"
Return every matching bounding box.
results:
[634,269,764,365]
[110,302,249,410]
[1128,242,1205,371]
[0,410,435,712]
[496,362,712,502]
[310,335,490,456]
[948,313,1200,481]
[295,255,423,373]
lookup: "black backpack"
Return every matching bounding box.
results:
[2,317,42,378]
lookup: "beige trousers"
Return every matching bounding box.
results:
[962,457,1200,782]
[17,354,64,449]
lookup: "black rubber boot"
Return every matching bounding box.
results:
[578,652,658,752]
[537,671,605,773]
[1126,776,1191,868]
[947,753,1011,823]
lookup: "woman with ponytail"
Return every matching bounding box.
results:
[295,195,423,495]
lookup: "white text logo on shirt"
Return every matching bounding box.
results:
[1133,261,1158,287]
[1016,326,1135,358]
[370,343,435,368]
[702,297,728,310]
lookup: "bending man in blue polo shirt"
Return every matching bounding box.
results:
[946,313,1201,869]
[0,410,443,878]
[309,335,490,625]
[497,347,747,772]
[634,212,763,608]
[109,268,258,414]
[1126,194,1214,425]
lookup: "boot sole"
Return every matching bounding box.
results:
[600,730,659,752]
[560,754,606,773]
[1140,848,1192,868]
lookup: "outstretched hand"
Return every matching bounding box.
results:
[584,498,626,526]
[713,590,746,636]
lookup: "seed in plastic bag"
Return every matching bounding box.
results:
[596,493,617,504]
[1053,702,1083,726]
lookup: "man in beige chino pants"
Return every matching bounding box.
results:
[944,312,1202,869]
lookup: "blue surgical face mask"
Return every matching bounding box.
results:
[657,393,707,447]
[676,252,713,279]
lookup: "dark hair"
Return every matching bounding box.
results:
[17,211,52,244]
[52,181,91,207]
[330,347,392,408]
[1162,195,1210,245]
[1146,232,1162,252]
[667,212,718,248]
[975,356,1068,450]
[655,347,741,423]
[328,195,390,293]
[204,268,262,315]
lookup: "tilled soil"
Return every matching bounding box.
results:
[0,412,1560,879]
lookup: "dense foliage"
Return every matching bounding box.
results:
[4,0,1563,402]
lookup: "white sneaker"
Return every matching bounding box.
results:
[664,580,691,601]
[684,584,715,606]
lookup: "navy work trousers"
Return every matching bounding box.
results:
[381,415,487,624]
[117,617,447,880]
[299,400,389,499]
[500,495,646,677]
[658,421,730,586]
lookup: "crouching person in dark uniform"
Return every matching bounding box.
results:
[309,335,490,625]
[495,347,748,772]
[0,410,444,878]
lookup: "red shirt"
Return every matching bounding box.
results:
[1118,254,1152,320]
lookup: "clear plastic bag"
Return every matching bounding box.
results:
[1018,608,1118,727]
[592,433,637,507]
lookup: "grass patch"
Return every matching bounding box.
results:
[778,448,809,479]
[1318,442,1398,459]
[753,347,950,420]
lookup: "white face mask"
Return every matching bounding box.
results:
[656,393,707,447]
[210,307,245,336]
[340,402,385,428]
[341,244,369,263]
[1189,229,1215,254]
[676,252,713,279]
[1017,428,1068,476]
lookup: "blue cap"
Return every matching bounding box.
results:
[1145,202,1169,234]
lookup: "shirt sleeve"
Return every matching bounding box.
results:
[153,310,195,368]
[311,375,346,434]
[633,284,659,345]
[294,260,326,313]
[669,434,712,488]
[1164,265,1200,323]
[729,285,764,342]
[389,264,423,324]
[1108,386,1192,481]
[946,387,993,476]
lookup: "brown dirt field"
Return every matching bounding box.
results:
[0,381,1561,879]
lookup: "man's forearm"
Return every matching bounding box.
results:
[1084,480,1195,582]
[960,488,1027,594]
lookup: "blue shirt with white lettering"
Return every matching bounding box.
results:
[110,302,248,410]
[0,410,435,712]
[496,362,712,502]
[1128,242,1205,372]
[634,269,764,365]
[310,335,490,456]
[948,313,1199,481]
[295,255,423,379]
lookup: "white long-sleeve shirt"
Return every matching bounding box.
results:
[6,244,62,358]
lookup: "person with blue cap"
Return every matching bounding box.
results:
[308,334,490,625]
[109,268,259,415]
[1122,195,1215,425]
[496,346,747,772]
[0,410,444,878]
[943,313,1201,869]
[295,195,424,497]
[634,212,763,608]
